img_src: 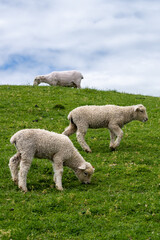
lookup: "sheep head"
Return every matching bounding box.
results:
[33,76,45,86]
[75,162,95,184]
[33,77,40,86]
[134,104,148,122]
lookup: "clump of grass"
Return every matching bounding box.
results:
[53,104,65,109]
[0,85,160,240]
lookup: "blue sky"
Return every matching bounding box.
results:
[0,0,160,96]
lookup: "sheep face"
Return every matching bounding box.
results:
[33,77,40,86]
[134,105,148,122]
[75,163,95,184]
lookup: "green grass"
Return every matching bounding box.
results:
[0,85,160,240]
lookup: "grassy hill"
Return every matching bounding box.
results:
[0,85,160,240]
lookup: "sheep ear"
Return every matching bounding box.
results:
[134,105,141,112]
[78,164,86,170]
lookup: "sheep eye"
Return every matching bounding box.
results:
[84,172,88,176]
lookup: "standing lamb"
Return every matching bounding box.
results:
[9,129,94,192]
[62,104,148,152]
[33,70,83,88]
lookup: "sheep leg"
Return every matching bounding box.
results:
[71,81,77,88]
[109,130,116,149]
[62,122,77,136]
[75,79,81,88]
[76,127,91,153]
[9,152,21,184]
[109,125,123,150]
[53,155,64,191]
[76,84,81,89]
[18,158,32,192]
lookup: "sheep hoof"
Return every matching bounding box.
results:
[19,186,28,192]
[85,149,92,153]
[56,186,63,191]
[109,146,116,151]
[13,179,18,185]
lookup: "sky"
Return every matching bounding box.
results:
[0,0,160,96]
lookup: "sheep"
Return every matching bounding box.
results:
[9,129,94,192]
[33,70,83,88]
[62,104,148,152]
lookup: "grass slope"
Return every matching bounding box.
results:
[0,85,160,240]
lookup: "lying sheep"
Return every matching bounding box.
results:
[9,129,94,192]
[33,70,83,88]
[62,104,148,152]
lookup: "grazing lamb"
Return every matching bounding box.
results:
[9,129,94,192]
[62,104,148,152]
[33,70,83,88]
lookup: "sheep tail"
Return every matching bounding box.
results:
[68,112,76,126]
[67,112,72,121]
[10,133,17,145]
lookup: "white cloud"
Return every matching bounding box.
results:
[0,0,160,96]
